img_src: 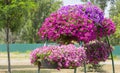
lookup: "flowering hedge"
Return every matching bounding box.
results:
[30,44,86,69]
[38,3,116,44]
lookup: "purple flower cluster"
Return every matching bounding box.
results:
[38,3,116,43]
[85,41,113,64]
[58,2,104,24]
[30,44,86,69]
[97,18,116,37]
[35,2,116,67]
[38,12,96,43]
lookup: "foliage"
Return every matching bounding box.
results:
[87,64,104,72]
[0,0,62,43]
[30,44,86,70]
[0,0,35,33]
[109,0,120,45]
[20,0,62,43]
[81,0,109,11]
[0,0,35,44]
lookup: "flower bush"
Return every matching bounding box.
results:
[85,41,113,64]
[38,3,115,44]
[32,2,116,70]
[30,44,86,70]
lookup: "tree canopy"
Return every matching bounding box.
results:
[0,0,62,43]
[109,0,120,45]
[20,0,62,43]
[0,0,35,32]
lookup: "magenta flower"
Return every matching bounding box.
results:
[96,18,116,37]
[35,2,116,68]
[38,2,115,44]
[38,10,97,43]
[85,41,113,64]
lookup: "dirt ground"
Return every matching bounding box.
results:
[0,53,120,73]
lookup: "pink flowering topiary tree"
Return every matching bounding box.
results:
[31,2,116,71]
[38,2,115,44]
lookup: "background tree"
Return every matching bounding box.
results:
[0,0,35,43]
[81,0,109,12]
[0,0,35,72]
[20,0,62,43]
[109,0,120,45]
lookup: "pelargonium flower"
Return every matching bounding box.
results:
[85,41,113,64]
[30,44,86,70]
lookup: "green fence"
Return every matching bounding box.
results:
[113,46,120,56]
[0,44,120,56]
[0,43,57,52]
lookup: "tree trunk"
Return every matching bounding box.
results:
[5,0,11,73]
[6,26,11,73]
